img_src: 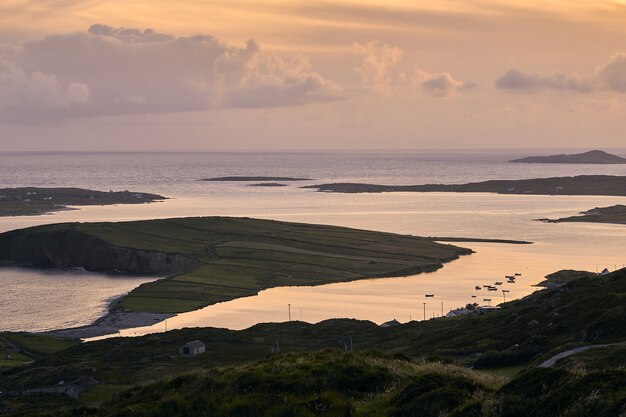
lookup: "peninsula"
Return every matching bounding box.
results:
[304,175,626,196]
[0,187,165,217]
[0,217,471,336]
[540,205,626,225]
[202,176,311,181]
[510,150,626,164]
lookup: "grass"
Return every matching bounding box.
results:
[0,270,624,415]
[0,217,470,314]
[3,351,624,417]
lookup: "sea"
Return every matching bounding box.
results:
[0,151,625,334]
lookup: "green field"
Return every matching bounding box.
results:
[0,217,470,314]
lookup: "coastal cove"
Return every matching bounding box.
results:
[1,190,625,337]
[0,152,625,338]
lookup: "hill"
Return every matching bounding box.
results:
[0,269,624,416]
[510,150,626,164]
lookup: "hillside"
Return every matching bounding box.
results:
[0,269,624,416]
[510,150,626,164]
[304,175,626,196]
[0,217,470,319]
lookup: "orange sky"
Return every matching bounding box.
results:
[1,1,626,150]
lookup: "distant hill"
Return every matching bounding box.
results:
[510,150,626,164]
[305,175,626,196]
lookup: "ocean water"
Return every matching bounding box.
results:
[0,151,625,333]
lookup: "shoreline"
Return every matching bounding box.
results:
[41,294,175,340]
[41,254,467,340]
[36,237,531,340]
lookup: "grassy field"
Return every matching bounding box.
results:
[0,217,470,314]
[0,333,77,369]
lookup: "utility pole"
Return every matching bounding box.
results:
[423,302,426,321]
[288,304,291,321]
[441,301,444,317]
[502,290,506,303]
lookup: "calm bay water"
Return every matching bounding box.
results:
[0,151,625,333]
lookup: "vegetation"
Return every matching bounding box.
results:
[0,187,165,217]
[2,351,624,416]
[536,269,595,288]
[304,175,626,196]
[541,204,626,225]
[0,217,469,315]
[0,269,624,415]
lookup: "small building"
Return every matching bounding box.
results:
[179,340,206,356]
[446,308,472,318]
[476,306,501,314]
[600,268,610,276]
[380,319,401,328]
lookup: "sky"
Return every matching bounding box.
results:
[1,0,626,151]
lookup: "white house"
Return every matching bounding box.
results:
[179,340,206,356]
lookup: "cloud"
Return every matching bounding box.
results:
[354,42,403,94]
[0,58,89,111]
[0,24,342,121]
[494,68,591,92]
[404,70,476,97]
[594,52,626,93]
[496,53,626,94]
[354,41,473,97]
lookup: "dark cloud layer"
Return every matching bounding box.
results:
[496,53,626,93]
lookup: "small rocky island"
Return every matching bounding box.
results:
[202,176,311,181]
[510,150,626,164]
[247,183,288,187]
[304,175,626,196]
[539,205,626,225]
[0,187,165,217]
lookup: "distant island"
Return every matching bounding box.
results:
[510,150,626,164]
[247,182,288,187]
[202,176,312,181]
[304,175,626,196]
[539,205,626,225]
[0,187,165,217]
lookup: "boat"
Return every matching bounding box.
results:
[505,275,515,279]
[475,286,481,290]
[488,287,497,291]
[483,298,491,302]
[495,281,503,285]
[483,285,491,288]
[515,273,521,276]
[502,289,510,293]
[425,294,435,297]
[471,295,477,298]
